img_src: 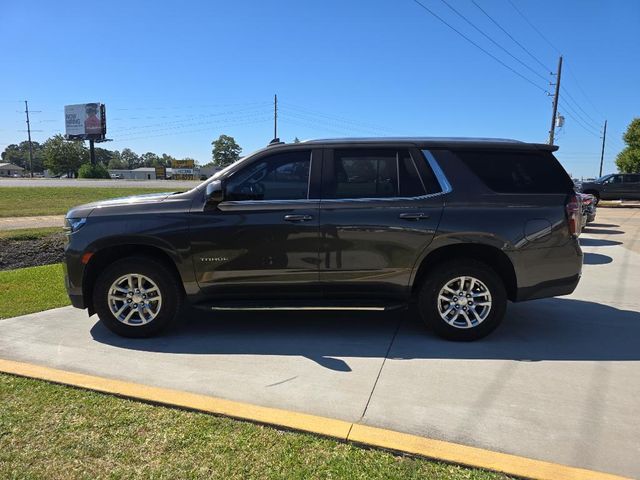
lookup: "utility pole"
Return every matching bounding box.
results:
[24,100,34,178]
[273,94,278,141]
[548,55,563,145]
[599,120,607,178]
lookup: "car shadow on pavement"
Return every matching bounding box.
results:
[581,227,624,235]
[587,223,619,228]
[90,297,640,370]
[583,252,613,265]
[579,238,622,247]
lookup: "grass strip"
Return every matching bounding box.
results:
[0,264,70,319]
[0,373,509,479]
[0,187,176,217]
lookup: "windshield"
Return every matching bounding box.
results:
[193,150,262,191]
[595,174,613,183]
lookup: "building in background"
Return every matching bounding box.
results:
[108,167,157,180]
[0,163,25,177]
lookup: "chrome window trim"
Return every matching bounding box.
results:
[422,149,453,194]
[218,198,320,212]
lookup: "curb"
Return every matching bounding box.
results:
[0,358,630,480]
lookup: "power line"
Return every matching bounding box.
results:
[439,0,548,83]
[110,106,273,134]
[109,117,272,142]
[470,0,551,73]
[558,102,601,137]
[506,0,605,122]
[560,85,602,128]
[506,0,561,55]
[280,102,394,133]
[410,0,549,94]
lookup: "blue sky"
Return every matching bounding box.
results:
[1,0,638,177]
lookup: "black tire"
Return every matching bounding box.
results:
[417,259,507,341]
[93,256,183,338]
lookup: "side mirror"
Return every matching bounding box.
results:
[205,180,224,203]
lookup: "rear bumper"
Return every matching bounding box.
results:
[515,273,581,301]
[511,239,583,302]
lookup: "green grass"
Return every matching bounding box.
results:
[0,373,509,480]
[0,227,61,241]
[0,264,70,319]
[0,187,177,217]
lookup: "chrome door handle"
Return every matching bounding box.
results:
[399,212,429,220]
[284,214,313,222]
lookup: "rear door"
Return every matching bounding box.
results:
[318,147,445,299]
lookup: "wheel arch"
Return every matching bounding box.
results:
[83,243,186,315]
[411,243,518,301]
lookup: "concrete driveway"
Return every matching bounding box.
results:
[0,208,638,478]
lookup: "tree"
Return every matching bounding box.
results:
[616,118,640,173]
[160,153,177,167]
[42,135,88,177]
[293,137,301,143]
[211,134,241,167]
[107,150,127,169]
[94,147,114,166]
[141,152,160,167]
[120,148,141,169]
[1,141,44,172]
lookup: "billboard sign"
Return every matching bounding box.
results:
[155,166,166,180]
[64,103,106,140]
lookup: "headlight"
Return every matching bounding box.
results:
[64,217,87,233]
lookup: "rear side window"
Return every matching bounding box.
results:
[625,174,640,183]
[455,150,573,194]
[323,149,439,199]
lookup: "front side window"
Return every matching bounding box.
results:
[225,151,311,201]
[323,149,438,199]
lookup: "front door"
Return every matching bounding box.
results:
[600,174,625,200]
[189,148,322,299]
[319,147,445,299]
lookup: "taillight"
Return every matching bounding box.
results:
[566,194,580,236]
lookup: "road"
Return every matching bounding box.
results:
[0,178,201,189]
[0,207,638,478]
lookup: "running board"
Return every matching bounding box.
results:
[195,299,407,312]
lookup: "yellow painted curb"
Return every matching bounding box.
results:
[0,358,631,480]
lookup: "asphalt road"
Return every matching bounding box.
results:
[0,207,638,478]
[0,178,201,189]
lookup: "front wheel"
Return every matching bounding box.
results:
[93,256,183,338]
[418,259,507,341]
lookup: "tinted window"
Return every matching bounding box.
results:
[399,151,427,196]
[625,174,640,183]
[324,149,439,199]
[225,151,311,201]
[455,150,573,194]
[328,149,398,199]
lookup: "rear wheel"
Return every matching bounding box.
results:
[93,256,183,338]
[418,259,507,341]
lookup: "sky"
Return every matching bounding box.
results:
[1,0,638,178]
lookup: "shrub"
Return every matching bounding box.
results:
[78,163,110,179]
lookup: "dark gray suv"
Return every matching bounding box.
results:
[63,138,583,341]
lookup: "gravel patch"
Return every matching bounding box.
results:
[0,232,66,270]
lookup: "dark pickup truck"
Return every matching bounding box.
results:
[64,137,582,341]
[581,173,640,202]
